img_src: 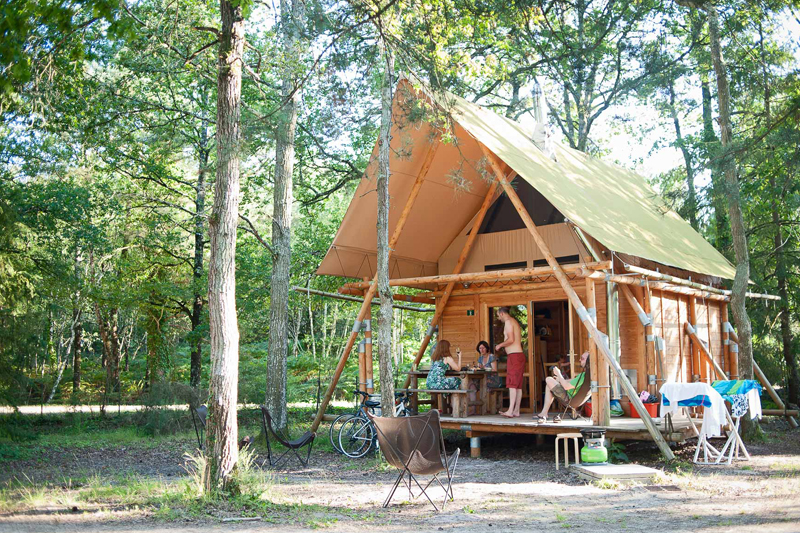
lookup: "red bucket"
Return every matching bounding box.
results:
[631,402,658,418]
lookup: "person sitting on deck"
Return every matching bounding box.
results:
[426,340,462,391]
[534,350,590,422]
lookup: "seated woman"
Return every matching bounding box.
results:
[534,350,590,422]
[475,341,496,371]
[426,340,462,390]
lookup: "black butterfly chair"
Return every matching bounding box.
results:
[190,404,207,450]
[260,406,316,467]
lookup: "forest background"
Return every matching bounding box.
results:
[1,0,799,425]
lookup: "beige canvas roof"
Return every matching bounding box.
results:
[317,81,737,281]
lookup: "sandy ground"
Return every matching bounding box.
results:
[2,421,799,533]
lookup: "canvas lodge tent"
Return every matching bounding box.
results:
[309,79,791,460]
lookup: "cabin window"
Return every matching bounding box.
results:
[485,261,527,271]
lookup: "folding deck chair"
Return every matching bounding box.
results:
[190,404,207,450]
[259,406,316,467]
[369,409,460,512]
[557,361,592,421]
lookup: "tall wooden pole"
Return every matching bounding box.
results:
[479,144,674,460]
[364,304,374,394]
[403,179,502,388]
[310,139,439,432]
[688,296,700,382]
[585,278,603,425]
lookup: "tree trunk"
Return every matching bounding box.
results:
[266,0,304,431]
[705,5,760,439]
[107,308,121,394]
[667,80,698,230]
[376,40,395,417]
[205,0,244,493]
[191,121,210,389]
[71,306,82,395]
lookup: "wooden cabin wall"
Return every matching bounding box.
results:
[648,289,726,385]
[438,295,481,363]
[619,285,647,393]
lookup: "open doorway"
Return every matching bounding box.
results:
[531,300,573,409]
[487,304,534,412]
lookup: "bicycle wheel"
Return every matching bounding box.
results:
[329,413,354,454]
[338,416,375,458]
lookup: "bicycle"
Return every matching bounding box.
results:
[328,390,381,454]
[337,390,412,458]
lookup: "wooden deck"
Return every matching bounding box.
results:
[439,413,696,442]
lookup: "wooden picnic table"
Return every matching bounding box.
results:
[405,368,494,417]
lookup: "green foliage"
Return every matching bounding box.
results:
[606,439,630,464]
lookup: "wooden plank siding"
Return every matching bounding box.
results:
[439,295,480,364]
[620,285,647,392]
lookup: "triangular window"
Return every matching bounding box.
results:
[478,178,565,234]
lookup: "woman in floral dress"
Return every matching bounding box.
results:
[426,340,462,390]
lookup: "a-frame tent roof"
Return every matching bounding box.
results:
[317,80,737,282]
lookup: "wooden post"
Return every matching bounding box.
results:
[640,286,658,396]
[403,178,502,388]
[585,278,604,426]
[685,322,727,380]
[364,304,374,394]
[688,297,701,382]
[721,308,738,378]
[358,340,367,393]
[311,139,439,432]
[753,359,799,428]
[479,144,674,460]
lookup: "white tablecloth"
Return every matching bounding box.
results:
[660,382,727,437]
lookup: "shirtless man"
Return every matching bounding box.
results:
[496,307,525,418]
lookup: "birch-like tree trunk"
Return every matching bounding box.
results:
[705,5,759,437]
[376,41,395,417]
[266,0,304,431]
[667,80,697,230]
[205,0,244,492]
[71,306,82,395]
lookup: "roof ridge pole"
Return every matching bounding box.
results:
[310,138,440,432]
[478,142,675,461]
[403,177,503,389]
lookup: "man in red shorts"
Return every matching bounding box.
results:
[496,307,525,418]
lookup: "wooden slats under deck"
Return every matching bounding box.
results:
[439,414,694,443]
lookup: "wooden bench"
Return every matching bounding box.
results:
[402,388,469,417]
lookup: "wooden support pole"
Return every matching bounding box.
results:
[479,143,674,460]
[721,304,732,377]
[640,286,658,396]
[723,318,739,378]
[585,278,607,426]
[623,264,780,301]
[684,322,727,380]
[311,139,440,432]
[576,269,730,302]
[358,340,367,393]
[753,359,799,428]
[336,287,435,306]
[763,408,800,417]
[688,297,701,382]
[364,304,374,394]
[293,287,433,312]
[343,260,610,290]
[403,178,501,388]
